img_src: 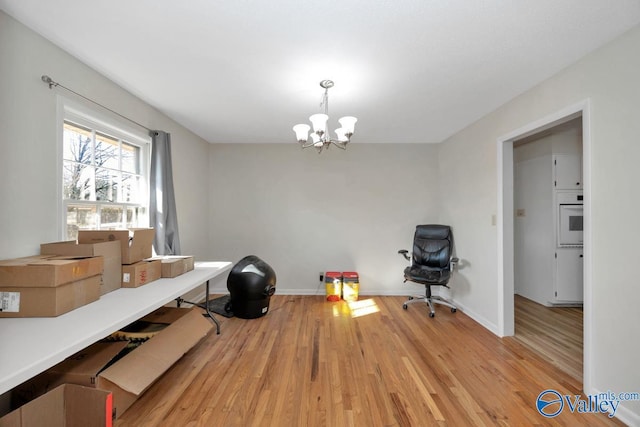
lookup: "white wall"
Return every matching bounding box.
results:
[0,11,211,261]
[208,143,440,295]
[438,23,640,423]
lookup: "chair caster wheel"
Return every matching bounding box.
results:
[429,312,435,318]
[451,308,457,313]
[402,304,408,310]
[408,296,414,300]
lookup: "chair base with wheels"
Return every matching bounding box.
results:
[402,287,457,318]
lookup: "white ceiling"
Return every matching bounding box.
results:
[2,1,640,144]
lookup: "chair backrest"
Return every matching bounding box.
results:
[411,225,453,270]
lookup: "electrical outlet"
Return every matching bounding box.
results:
[319,272,324,282]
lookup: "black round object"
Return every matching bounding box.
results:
[227,255,276,319]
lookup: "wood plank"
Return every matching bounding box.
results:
[115,295,621,426]
[514,294,583,383]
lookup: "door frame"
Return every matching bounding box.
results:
[497,99,592,390]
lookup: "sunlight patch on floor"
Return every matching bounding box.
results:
[331,298,380,318]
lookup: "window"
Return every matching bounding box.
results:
[61,103,150,240]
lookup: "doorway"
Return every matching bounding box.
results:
[511,117,584,382]
[497,100,592,390]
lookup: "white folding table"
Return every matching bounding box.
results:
[0,261,232,395]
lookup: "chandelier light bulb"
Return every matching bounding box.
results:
[309,113,328,134]
[335,128,348,142]
[293,124,310,142]
[338,116,357,135]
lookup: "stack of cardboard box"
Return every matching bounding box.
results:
[40,240,121,296]
[0,255,104,318]
[77,228,160,288]
[0,228,198,318]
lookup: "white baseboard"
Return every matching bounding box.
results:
[206,288,424,297]
[449,299,500,336]
[279,289,416,296]
[611,402,639,426]
[203,288,502,337]
[588,386,640,426]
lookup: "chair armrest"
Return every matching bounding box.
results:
[398,249,410,261]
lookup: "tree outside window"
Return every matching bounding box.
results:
[63,121,147,240]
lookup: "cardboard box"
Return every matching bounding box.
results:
[0,275,101,318]
[97,307,212,417]
[0,256,104,287]
[11,341,129,409]
[10,307,211,419]
[41,241,122,296]
[149,256,195,278]
[121,259,161,288]
[40,341,128,389]
[78,228,154,265]
[0,384,112,427]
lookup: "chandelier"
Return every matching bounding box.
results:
[293,80,357,153]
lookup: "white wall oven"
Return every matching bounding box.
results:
[556,191,583,247]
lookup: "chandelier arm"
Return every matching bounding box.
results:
[331,140,347,150]
[301,141,316,149]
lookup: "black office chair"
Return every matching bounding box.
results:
[399,224,458,317]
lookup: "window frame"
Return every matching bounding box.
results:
[57,96,151,240]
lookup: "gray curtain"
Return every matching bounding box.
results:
[150,130,181,255]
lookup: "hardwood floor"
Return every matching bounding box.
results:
[115,295,622,426]
[514,294,583,383]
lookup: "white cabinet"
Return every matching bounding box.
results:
[554,154,582,189]
[552,154,583,303]
[554,249,583,302]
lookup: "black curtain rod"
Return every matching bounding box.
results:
[41,75,152,133]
